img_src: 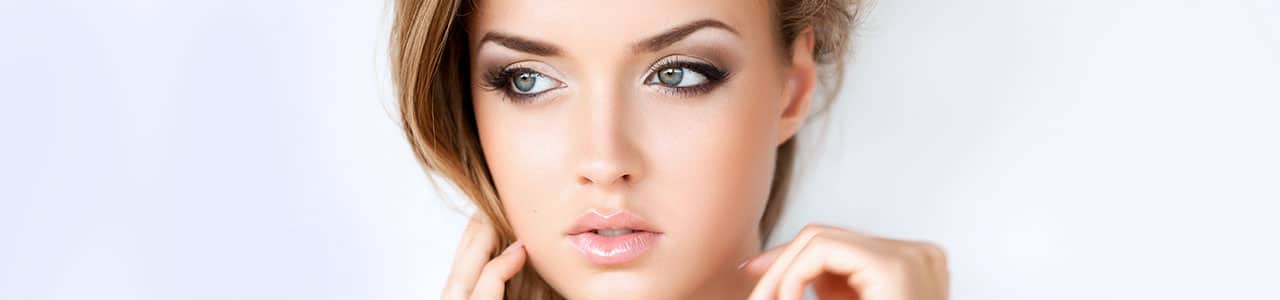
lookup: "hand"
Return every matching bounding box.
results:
[442,213,527,300]
[742,224,949,300]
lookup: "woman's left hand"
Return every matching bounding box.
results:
[742,224,949,300]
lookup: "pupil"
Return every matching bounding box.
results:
[659,68,684,86]
[513,73,536,92]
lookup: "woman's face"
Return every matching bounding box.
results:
[467,0,815,298]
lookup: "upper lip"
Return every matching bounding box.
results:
[564,209,662,235]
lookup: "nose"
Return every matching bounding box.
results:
[576,159,635,186]
[571,86,645,188]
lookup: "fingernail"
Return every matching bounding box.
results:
[502,240,524,254]
[737,258,751,270]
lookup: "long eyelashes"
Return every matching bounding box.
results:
[479,58,732,103]
[644,59,731,97]
[480,66,518,92]
[480,66,550,103]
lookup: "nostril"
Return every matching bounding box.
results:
[577,173,632,186]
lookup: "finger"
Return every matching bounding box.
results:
[452,213,487,255]
[911,241,950,299]
[742,228,861,275]
[443,213,498,300]
[746,224,831,300]
[741,245,783,276]
[471,241,528,300]
[777,235,868,300]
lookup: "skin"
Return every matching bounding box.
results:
[443,0,949,299]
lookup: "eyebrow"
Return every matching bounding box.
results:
[478,32,562,56]
[633,19,739,52]
[477,19,739,56]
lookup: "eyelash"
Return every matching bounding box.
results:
[479,59,732,103]
[644,59,731,97]
[480,66,549,103]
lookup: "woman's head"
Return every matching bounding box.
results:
[391,0,858,298]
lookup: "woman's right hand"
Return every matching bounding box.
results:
[442,213,528,300]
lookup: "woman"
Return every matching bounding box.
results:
[389,0,949,298]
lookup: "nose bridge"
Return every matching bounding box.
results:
[570,74,644,187]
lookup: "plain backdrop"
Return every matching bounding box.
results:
[1,0,1277,299]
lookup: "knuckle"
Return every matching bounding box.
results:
[479,260,501,276]
[907,244,932,264]
[892,241,949,275]
[459,222,494,248]
[808,231,838,248]
[874,242,923,274]
[467,213,487,229]
[876,251,913,278]
[462,235,494,256]
[920,242,947,263]
[906,241,946,266]
[798,223,833,238]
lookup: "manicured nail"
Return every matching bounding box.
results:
[502,240,524,254]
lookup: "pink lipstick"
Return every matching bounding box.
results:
[564,209,663,266]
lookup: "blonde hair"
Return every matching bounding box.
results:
[389,0,862,298]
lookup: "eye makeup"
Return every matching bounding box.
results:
[642,56,732,98]
[476,54,734,104]
[479,63,564,103]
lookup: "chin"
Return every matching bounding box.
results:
[532,249,692,299]
[562,270,682,300]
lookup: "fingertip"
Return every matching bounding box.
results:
[501,240,525,255]
[741,250,780,276]
[480,241,529,284]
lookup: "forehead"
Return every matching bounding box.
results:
[467,0,774,54]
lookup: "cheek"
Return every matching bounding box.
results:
[472,94,585,269]
[645,77,782,245]
[473,95,564,221]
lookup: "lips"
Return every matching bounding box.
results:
[564,209,663,266]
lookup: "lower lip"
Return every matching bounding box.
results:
[567,231,661,266]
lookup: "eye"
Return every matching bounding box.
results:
[643,58,730,97]
[482,65,565,102]
[509,71,560,94]
[648,66,709,88]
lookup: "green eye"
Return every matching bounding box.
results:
[658,68,684,86]
[510,71,558,94]
[648,67,709,88]
[513,73,536,92]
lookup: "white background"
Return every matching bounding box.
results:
[1,0,1277,299]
